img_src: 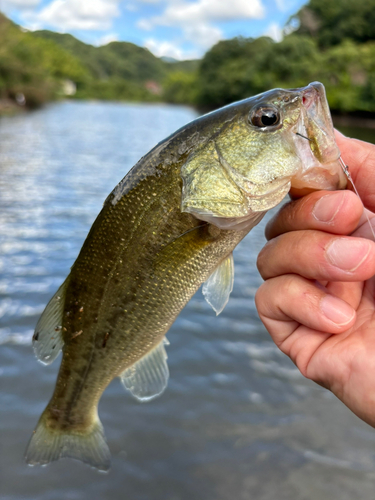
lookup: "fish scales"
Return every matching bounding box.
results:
[53,172,246,427]
[25,82,347,470]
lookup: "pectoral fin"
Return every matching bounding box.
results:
[120,337,169,401]
[202,253,234,315]
[32,277,70,365]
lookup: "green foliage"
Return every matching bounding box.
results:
[26,35,89,84]
[76,78,160,102]
[29,30,199,102]
[197,37,273,107]
[193,0,375,112]
[1,0,375,115]
[196,36,323,109]
[0,13,89,107]
[32,31,166,82]
[0,13,198,108]
[162,71,199,104]
[321,42,375,112]
[196,25,375,112]
[291,0,375,48]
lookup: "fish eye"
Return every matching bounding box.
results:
[249,106,280,128]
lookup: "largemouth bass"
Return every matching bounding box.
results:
[25,82,346,470]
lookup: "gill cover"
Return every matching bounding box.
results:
[180,105,300,230]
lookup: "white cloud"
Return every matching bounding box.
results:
[139,0,264,28]
[155,0,265,25]
[125,3,138,12]
[96,33,119,46]
[25,0,120,31]
[3,0,41,7]
[144,38,197,60]
[264,22,283,42]
[274,0,287,11]
[137,18,153,31]
[274,0,300,13]
[138,0,264,53]
[183,23,222,49]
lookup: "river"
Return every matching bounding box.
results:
[1,101,375,500]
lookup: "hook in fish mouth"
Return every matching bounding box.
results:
[295,132,312,142]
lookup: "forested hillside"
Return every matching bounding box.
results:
[0,13,88,108]
[0,13,196,108]
[1,0,375,114]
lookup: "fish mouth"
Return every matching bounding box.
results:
[291,82,347,191]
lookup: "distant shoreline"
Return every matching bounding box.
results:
[332,114,375,130]
[0,98,23,115]
[2,99,375,131]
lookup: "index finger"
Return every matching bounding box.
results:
[265,189,363,240]
[335,130,375,212]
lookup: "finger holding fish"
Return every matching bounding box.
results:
[258,229,375,282]
[265,189,363,240]
[334,131,375,208]
[255,274,358,341]
[257,184,375,337]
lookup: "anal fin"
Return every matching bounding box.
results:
[120,337,169,402]
[202,253,234,315]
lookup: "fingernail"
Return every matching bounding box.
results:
[325,238,371,272]
[312,192,345,223]
[320,295,355,326]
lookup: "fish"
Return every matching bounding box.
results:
[25,82,347,471]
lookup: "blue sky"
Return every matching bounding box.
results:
[2,0,308,60]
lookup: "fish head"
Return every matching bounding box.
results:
[181,81,346,230]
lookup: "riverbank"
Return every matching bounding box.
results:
[333,114,375,130]
[3,98,375,131]
[0,98,24,116]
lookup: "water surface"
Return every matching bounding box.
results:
[1,101,375,499]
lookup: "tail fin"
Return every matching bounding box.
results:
[25,415,111,471]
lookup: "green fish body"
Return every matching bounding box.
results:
[25,82,346,470]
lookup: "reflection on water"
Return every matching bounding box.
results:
[1,102,375,500]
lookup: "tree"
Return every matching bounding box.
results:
[290,0,375,47]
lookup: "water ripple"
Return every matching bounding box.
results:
[1,102,374,499]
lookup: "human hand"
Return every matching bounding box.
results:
[255,132,375,427]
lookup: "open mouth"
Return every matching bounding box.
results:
[290,83,346,191]
[300,83,340,164]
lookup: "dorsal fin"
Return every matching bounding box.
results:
[120,337,169,401]
[32,277,70,365]
[202,253,234,315]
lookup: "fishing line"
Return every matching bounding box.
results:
[295,132,375,240]
[295,132,312,141]
[339,156,375,241]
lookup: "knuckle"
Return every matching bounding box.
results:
[276,200,299,227]
[256,247,267,276]
[256,238,278,278]
[279,274,302,298]
[255,281,275,318]
[254,284,264,309]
